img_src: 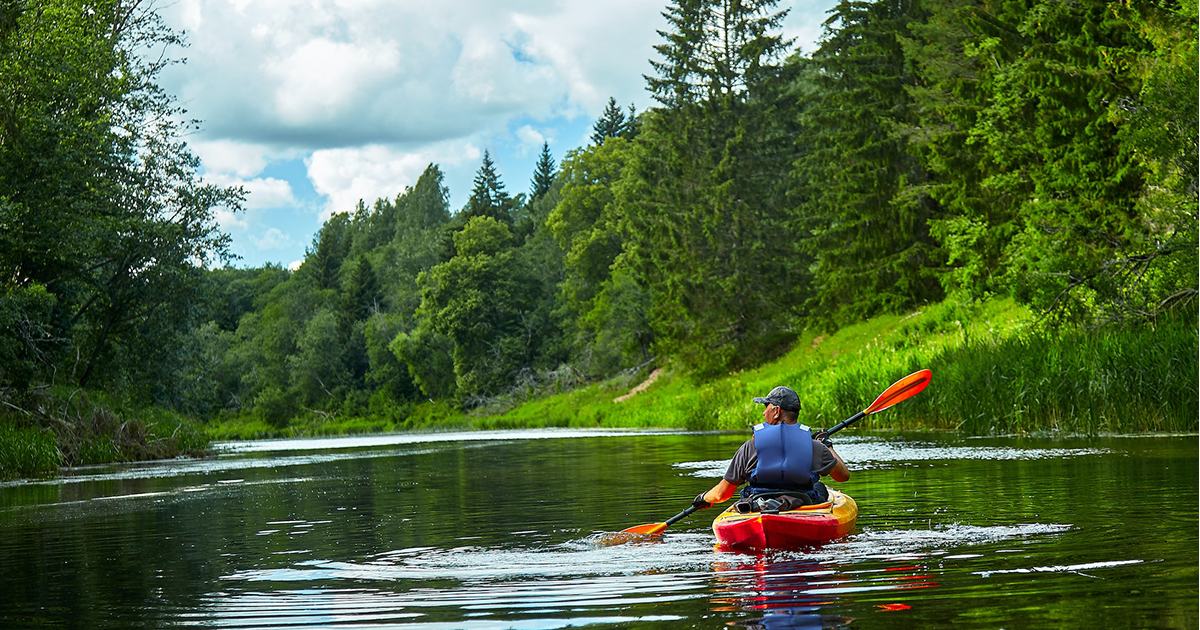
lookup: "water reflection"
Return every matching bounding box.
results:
[0,431,1195,629]
[711,552,941,629]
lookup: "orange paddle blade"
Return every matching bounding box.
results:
[619,522,668,535]
[864,369,932,415]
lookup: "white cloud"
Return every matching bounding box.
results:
[241,177,296,210]
[192,140,274,178]
[253,227,292,250]
[202,171,295,211]
[214,207,248,231]
[267,38,401,125]
[159,0,669,148]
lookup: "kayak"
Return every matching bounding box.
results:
[712,489,857,550]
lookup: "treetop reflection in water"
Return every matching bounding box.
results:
[0,430,1195,629]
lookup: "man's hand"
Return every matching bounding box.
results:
[692,492,712,510]
[814,430,833,447]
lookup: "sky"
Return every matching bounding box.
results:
[156,0,840,269]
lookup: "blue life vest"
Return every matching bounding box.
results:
[744,422,821,498]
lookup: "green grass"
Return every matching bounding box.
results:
[0,423,61,477]
[480,298,1198,435]
[0,388,212,477]
[204,297,1198,441]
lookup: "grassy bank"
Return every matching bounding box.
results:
[203,297,1198,440]
[7,302,1189,479]
[486,299,1196,435]
[0,388,211,478]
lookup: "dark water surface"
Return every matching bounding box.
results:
[1,429,1195,629]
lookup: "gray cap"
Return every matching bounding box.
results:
[753,386,801,412]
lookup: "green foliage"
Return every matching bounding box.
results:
[417,217,550,401]
[907,0,1197,323]
[461,151,517,225]
[0,0,240,401]
[793,0,944,327]
[529,143,557,200]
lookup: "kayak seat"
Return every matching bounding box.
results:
[734,490,818,514]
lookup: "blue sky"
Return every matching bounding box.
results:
[158,0,839,269]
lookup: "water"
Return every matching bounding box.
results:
[1,429,1195,629]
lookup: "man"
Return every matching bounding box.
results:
[692,385,849,512]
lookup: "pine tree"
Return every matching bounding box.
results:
[461,151,512,225]
[625,0,800,376]
[792,0,943,327]
[529,142,556,200]
[591,97,628,144]
[647,0,791,107]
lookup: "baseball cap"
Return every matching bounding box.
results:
[752,386,801,412]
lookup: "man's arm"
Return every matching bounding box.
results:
[827,446,850,482]
[701,479,739,505]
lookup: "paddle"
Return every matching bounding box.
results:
[616,504,703,537]
[615,368,932,538]
[813,368,932,442]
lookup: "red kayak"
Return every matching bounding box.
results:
[712,489,857,550]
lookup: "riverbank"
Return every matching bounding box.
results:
[5,297,1193,477]
[0,389,210,478]
[204,298,1199,440]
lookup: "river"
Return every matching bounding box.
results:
[1,429,1195,629]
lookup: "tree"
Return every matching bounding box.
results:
[461,151,513,225]
[300,213,351,291]
[646,0,791,107]
[623,0,801,376]
[548,138,652,373]
[397,163,452,237]
[416,216,546,400]
[904,0,1197,323]
[0,0,241,395]
[529,143,557,200]
[590,97,630,144]
[342,257,381,322]
[792,0,943,327]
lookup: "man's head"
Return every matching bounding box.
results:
[753,385,801,424]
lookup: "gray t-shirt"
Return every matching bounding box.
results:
[723,434,839,486]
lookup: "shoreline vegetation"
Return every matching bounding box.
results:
[202,298,1200,439]
[4,298,1195,478]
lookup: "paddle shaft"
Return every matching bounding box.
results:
[664,504,702,527]
[813,410,866,442]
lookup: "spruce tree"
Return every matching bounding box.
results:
[529,142,556,200]
[647,0,791,106]
[461,151,512,225]
[792,0,943,327]
[591,97,628,145]
[625,0,800,376]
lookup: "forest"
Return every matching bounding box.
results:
[1,0,1197,473]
